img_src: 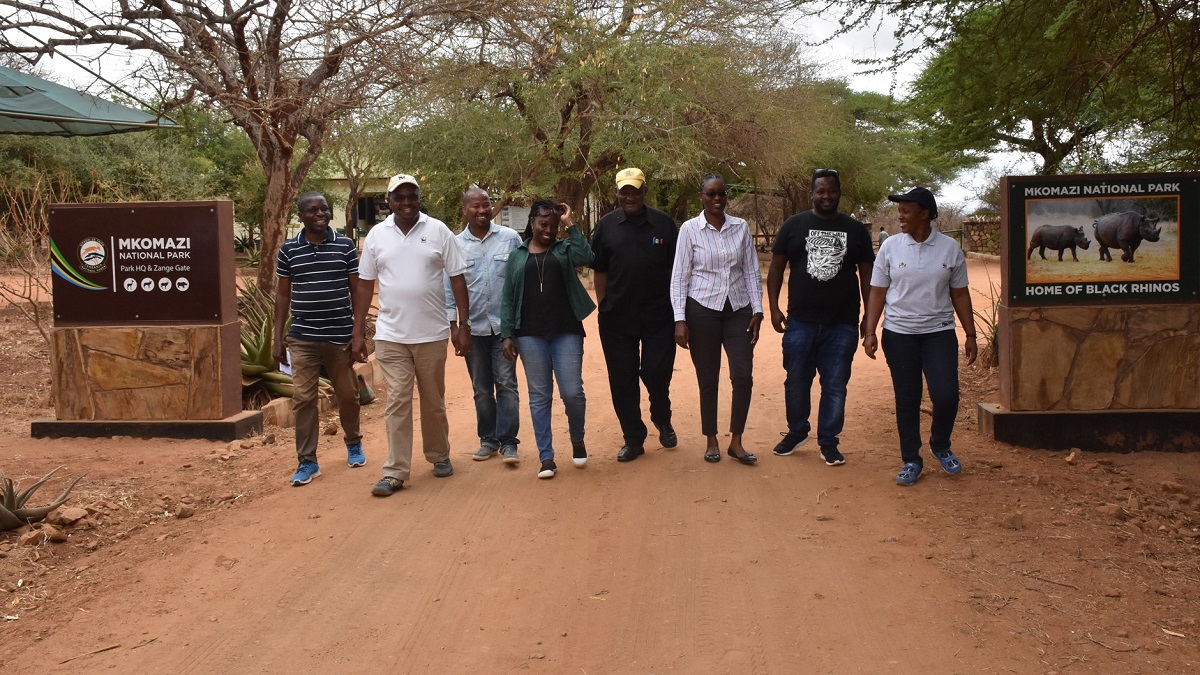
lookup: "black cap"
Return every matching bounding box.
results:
[887,186,938,220]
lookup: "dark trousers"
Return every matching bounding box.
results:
[685,297,754,436]
[881,328,960,466]
[598,317,676,446]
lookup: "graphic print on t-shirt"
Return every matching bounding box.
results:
[806,229,847,281]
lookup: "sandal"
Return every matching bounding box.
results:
[704,449,721,463]
[931,449,962,474]
[895,462,922,486]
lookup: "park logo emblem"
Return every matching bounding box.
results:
[78,237,108,273]
[49,238,107,291]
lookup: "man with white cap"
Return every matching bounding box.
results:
[590,167,679,463]
[352,173,471,496]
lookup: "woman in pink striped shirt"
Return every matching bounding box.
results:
[670,173,765,465]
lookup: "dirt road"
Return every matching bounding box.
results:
[3,259,1198,673]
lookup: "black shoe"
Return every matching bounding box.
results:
[617,444,645,462]
[656,422,678,448]
[820,446,846,466]
[772,432,810,456]
[703,448,721,463]
[572,441,588,468]
[727,448,758,465]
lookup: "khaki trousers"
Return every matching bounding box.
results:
[375,339,451,481]
[287,337,362,462]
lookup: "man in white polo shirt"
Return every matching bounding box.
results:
[352,173,471,496]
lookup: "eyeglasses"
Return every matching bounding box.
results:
[299,205,331,214]
[389,192,421,203]
[701,190,728,198]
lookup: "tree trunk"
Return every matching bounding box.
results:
[256,152,297,300]
[345,174,361,240]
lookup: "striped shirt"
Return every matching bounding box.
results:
[276,228,358,344]
[670,213,763,320]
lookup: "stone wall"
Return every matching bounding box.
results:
[962,216,1001,255]
[52,323,241,421]
[1000,304,1200,411]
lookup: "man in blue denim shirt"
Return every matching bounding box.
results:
[446,187,524,464]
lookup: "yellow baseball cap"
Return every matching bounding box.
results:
[615,167,646,189]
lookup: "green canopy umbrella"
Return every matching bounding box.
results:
[0,65,175,136]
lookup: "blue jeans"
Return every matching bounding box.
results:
[465,334,520,449]
[881,328,960,466]
[781,321,858,450]
[515,334,586,462]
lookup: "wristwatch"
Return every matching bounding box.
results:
[752,312,764,319]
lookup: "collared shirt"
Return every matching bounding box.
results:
[870,228,968,334]
[276,227,358,344]
[670,213,763,320]
[359,212,467,344]
[445,223,521,336]
[590,205,677,332]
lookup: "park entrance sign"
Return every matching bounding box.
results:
[1006,174,1199,304]
[979,172,1200,452]
[32,201,261,441]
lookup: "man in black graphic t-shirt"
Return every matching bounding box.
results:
[765,169,874,466]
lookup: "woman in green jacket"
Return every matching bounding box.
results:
[501,200,596,479]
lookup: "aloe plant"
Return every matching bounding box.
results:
[1,466,84,532]
[238,276,333,407]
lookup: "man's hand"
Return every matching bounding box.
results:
[502,338,517,361]
[349,333,368,363]
[770,307,787,334]
[453,326,472,356]
[272,339,288,368]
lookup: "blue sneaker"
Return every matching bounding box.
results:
[347,442,366,468]
[291,459,321,486]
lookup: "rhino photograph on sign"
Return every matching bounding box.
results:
[1006,173,1199,304]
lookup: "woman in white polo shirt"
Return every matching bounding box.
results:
[862,187,977,486]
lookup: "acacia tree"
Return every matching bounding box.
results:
[825,0,1200,173]
[404,0,812,225]
[324,111,395,239]
[0,0,494,297]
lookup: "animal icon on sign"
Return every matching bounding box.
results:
[123,278,137,292]
[176,277,190,291]
[141,278,154,291]
[158,277,172,291]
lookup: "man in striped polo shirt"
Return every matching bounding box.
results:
[274,191,366,486]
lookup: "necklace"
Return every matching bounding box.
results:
[532,251,548,292]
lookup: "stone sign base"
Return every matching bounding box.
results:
[978,403,1200,452]
[51,323,241,421]
[31,410,262,442]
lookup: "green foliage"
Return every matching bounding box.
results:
[384,4,944,228]
[1,466,85,531]
[850,0,1200,173]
